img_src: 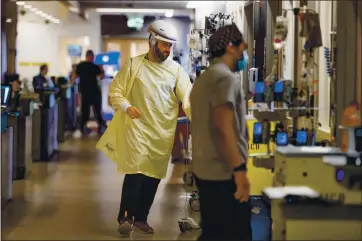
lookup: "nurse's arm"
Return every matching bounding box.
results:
[211,76,245,168]
[175,66,193,120]
[109,59,132,112]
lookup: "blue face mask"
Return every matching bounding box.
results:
[236,50,249,71]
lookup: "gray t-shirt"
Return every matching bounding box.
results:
[190,61,248,181]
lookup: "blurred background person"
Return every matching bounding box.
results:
[72,50,107,137]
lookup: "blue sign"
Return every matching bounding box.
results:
[94,51,120,66]
[68,45,82,57]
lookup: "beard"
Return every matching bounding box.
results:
[154,46,170,62]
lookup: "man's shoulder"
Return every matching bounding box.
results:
[200,63,233,82]
[130,54,146,61]
[209,62,233,76]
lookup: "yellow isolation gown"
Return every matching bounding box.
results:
[96,54,192,179]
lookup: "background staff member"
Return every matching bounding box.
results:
[73,50,107,135]
[190,23,252,241]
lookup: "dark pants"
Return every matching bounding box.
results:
[117,174,161,223]
[80,93,106,132]
[195,175,252,241]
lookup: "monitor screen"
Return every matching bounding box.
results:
[355,128,362,137]
[253,122,263,135]
[68,45,82,57]
[276,132,288,146]
[1,85,11,106]
[255,82,265,94]
[296,130,308,145]
[274,81,284,93]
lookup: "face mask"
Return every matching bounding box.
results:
[236,50,249,71]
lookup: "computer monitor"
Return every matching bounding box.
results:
[253,122,263,144]
[276,132,288,146]
[1,85,12,107]
[296,130,308,146]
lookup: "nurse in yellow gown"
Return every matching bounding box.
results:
[96,20,192,235]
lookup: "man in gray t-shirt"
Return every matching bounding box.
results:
[190,23,252,241]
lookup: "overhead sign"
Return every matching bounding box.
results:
[127,17,144,29]
[94,51,120,66]
[19,62,50,67]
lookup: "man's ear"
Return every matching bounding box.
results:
[225,44,233,55]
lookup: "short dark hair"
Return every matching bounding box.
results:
[209,40,243,59]
[86,50,94,57]
[40,64,48,72]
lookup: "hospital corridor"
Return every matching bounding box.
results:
[2,137,199,240]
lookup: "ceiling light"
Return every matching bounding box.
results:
[53,19,60,24]
[16,1,25,6]
[30,7,37,12]
[6,18,12,23]
[24,4,31,9]
[165,11,174,18]
[35,10,42,15]
[95,8,175,14]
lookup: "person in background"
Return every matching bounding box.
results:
[33,64,59,151]
[96,19,192,235]
[72,50,107,136]
[10,79,21,109]
[32,64,49,91]
[190,23,252,241]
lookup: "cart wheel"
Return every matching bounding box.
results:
[189,197,200,212]
[179,222,187,233]
[184,172,194,186]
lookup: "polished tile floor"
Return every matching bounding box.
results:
[2,137,200,240]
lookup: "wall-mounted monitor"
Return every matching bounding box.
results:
[68,45,82,57]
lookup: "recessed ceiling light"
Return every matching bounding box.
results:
[24,4,31,9]
[35,10,42,15]
[30,7,37,11]
[165,11,174,18]
[6,18,12,23]
[16,1,25,6]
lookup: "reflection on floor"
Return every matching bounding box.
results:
[2,137,199,240]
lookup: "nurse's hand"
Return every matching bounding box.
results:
[126,106,141,119]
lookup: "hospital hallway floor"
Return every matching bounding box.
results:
[2,137,200,240]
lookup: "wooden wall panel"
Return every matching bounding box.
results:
[335,0,358,145]
[357,1,362,119]
[3,0,18,74]
[103,38,149,68]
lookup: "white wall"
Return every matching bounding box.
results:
[17,21,60,80]
[194,2,227,29]
[225,1,244,29]
[316,1,332,131]
[281,0,295,80]
[16,11,101,80]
